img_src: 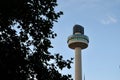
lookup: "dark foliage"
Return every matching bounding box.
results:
[0,0,73,80]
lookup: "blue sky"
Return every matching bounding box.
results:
[50,0,120,80]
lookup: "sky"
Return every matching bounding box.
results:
[49,0,120,80]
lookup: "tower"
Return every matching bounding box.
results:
[67,24,89,80]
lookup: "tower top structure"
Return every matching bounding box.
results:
[73,24,84,34]
[67,24,89,49]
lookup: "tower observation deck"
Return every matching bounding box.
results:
[67,24,89,80]
[67,24,89,49]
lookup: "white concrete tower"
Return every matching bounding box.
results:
[67,25,89,80]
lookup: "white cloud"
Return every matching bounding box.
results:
[101,15,117,24]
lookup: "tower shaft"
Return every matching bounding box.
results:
[75,47,82,80]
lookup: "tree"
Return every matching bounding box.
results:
[0,0,73,80]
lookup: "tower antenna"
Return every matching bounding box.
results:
[84,74,85,80]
